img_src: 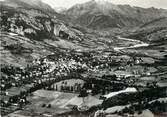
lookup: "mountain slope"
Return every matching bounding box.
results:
[64,0,167,29]
[1,0,71,22]
[125,17,167,44]
[140,17,167,28]
[1,0,120,67]
[0,2,95,66]
[3,0,54,13]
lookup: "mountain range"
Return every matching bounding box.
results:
[64,0,167,29]
[0,0,167,66]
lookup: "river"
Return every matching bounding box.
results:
[113,36,149,51]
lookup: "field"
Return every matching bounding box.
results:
[17,88,102,116]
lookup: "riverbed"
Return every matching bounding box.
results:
[113,36,149,50]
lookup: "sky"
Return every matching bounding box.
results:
[42,0,167,9]
[0,0,166,9]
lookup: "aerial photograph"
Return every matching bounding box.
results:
[0,0,167,117]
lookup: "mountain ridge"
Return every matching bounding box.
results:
[63,0,167,29]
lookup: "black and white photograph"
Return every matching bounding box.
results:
[0,0,167,117]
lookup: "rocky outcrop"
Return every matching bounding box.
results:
[0,3,84,41]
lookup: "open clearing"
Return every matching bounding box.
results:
[25,89,102,115]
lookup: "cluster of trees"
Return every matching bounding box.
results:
[150,100,166,113]
[82,78,124,96]
[102,87,167,115]
[42,103,52,108]
[118,100,166,115]
[59,84,81,92]
[1,90,28,110]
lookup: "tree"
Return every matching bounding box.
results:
[47,104,51,108]
[71,86,73,92]
[78,89,89,110]
[55,85,58,91]
[42,103,46,107]
[79,89,88,97]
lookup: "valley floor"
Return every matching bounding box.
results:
[1,32,167,117]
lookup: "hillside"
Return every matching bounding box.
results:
[125,17,167,44]
[0,2,90,66]
[2,0,71,22]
